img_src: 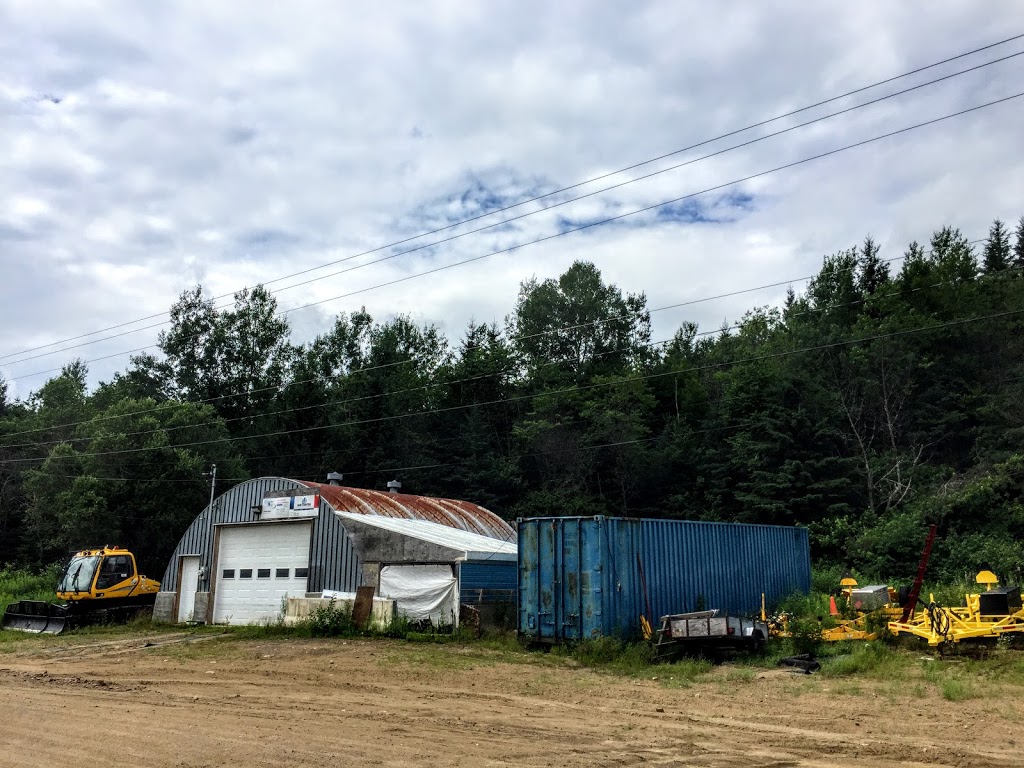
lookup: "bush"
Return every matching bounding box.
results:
[303,602,356,637]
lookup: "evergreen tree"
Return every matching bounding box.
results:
[983,219,1011,273]
[1014,215,1024,269]
[856,235,889,295]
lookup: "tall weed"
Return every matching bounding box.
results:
[0,566,61,614]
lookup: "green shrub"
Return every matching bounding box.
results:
[304,602,356,637]
[786,615,824,656]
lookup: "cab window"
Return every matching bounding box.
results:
[95,555,135,590]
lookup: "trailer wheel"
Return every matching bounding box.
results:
[748,629,766,654]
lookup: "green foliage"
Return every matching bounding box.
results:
[554,636,657,676]
[3,218,1024,583]
[305,602,357,637]
[821,642,904,679]
[0,565,60,614]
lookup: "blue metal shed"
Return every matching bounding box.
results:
[460,560,518,606]
[518,516,810,642]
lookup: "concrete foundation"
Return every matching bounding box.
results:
[284,596,396,629]
[153,592,176,624]
[194,591,210,624]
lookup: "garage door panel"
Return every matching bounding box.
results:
[214,523,312,625]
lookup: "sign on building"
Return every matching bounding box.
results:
[261,494,320,519]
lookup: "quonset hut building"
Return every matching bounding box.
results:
[154,475,516,626]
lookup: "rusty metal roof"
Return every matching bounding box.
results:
[300,482,515,541]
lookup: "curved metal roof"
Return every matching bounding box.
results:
[300,481,515,541]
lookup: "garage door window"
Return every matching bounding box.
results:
[239,569,253,579]
[276,568,289,578]
[222,569,235,579]
[295,567,309,578]
[257,568,271,579]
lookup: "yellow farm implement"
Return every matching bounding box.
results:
[888,571,1024,646]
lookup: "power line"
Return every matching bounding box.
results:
[0,237,987,444]
[3,34,1021,364]
[4,303,1022,465]
[6,70,1021,381]
[5,255,1001,452]
[53,420,749,486]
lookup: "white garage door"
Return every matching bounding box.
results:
[213,522,312,624]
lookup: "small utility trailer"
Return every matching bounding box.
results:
[654,610,768,659]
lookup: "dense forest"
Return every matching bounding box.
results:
[2,217,1024,582]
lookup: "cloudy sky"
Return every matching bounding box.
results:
[2,1,1023,397]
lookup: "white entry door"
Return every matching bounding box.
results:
[213,522,312,624]
[177,556,201,622]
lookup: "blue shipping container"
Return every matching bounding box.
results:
[518,516,810,642]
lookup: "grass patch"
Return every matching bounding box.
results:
[832,681,864,696]
[940,677,979,701]
[719,666,756,683]
[820,642,909,679]
[660,658,715,688]
[0,566,60,615]
[551,637,656,676]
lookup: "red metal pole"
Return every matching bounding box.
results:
[899,524,938,624]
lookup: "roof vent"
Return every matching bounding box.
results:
[387,479,402,494]
[327,471,344,486]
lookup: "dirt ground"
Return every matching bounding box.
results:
[0,631,1021,768]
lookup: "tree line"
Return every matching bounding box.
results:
[2,216,1024,582]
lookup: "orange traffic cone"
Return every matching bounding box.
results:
[829,595,839,616]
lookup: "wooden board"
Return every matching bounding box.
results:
[352,586,375,629]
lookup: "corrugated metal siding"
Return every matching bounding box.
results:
[460,560,517,605]
[518,516,810,642]
[161,477,360,596]
[641,519,811,620]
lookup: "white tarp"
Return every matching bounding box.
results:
[378,564,458,626]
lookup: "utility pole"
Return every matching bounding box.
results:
[205,463,217,516]
[201,464,217,590]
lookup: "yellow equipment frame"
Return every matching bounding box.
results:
[888,571,1024,646]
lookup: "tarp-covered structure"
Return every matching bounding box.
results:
[335,511,517,628]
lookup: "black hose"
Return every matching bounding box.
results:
[927,601,951,639]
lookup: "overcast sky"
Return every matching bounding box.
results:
[2,1,1023,398]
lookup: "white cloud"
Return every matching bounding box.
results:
[0,0,1022,396]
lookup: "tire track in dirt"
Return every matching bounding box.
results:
[1,637,1019,768]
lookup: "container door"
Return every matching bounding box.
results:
[537,519,559,640]
[558,519,584,641]
[579,518,604,639]
[518,520,540,639]
[606,517,643,638]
